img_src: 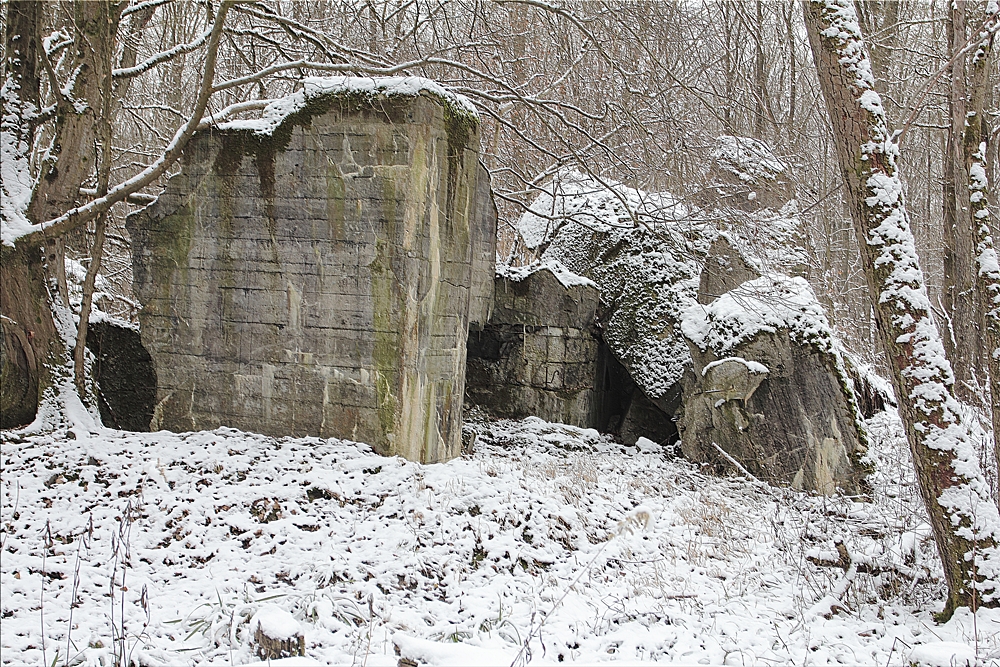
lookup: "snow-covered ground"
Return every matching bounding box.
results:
[3,408,999,667]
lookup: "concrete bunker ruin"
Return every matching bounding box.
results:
[127,87,876,494]
[129,77,496,464]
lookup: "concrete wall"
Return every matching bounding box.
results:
[465,268,602,427]
[129,92,494,463]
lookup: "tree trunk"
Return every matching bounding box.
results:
[1,1,54,427]
[963,8,1000,485]
[0,244,60,427]
[73,2,124,396]
[943,1,981,399]
[804,0,1000,620]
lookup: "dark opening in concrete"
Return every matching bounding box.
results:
[86,321,156,431]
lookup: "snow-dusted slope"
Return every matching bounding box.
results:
[2,411,996,666]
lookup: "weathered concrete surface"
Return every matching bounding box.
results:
[678,331,869,495]
[697,236,760,305]
[469,164,497,327]
[704,135,796,212]
[129,87,492,463]
[513,168,868,492]
[465,264,602,427]
[679,271,869,495]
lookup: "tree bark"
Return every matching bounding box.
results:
[1,1,232,424]
[0,244,59,428]
[73,2,124,396]
[963,7,1000,486]
[804,0,1000,620]
[943,1,981,399]
[1,1,56,427]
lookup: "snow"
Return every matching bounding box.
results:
[517,169,689,251]
[497,259,597,289]
[818,0,877,93]
[215,76,477,136]
[908,642,976,667]
[251,604,302,640]
[971,141,1000,362]
[711,135,786,184]
[681,275,834,355]
[242,659,321,667]
[394,634,542,666]
[634,437,662,454]
[0,76,37,246]
[4,402,999,667]
[701,356,769,377]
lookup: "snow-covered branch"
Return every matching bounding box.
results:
[13,1,234,245]
[113,27,212,79]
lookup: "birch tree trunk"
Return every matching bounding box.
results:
[804,0,1000,619]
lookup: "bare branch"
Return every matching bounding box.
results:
[113,26,212,79]
[22,1,235,242]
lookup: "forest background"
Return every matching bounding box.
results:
[4,0,999,393]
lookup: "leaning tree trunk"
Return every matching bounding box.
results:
[804,0,1000,620]
[971,137,1000,474]
[963,8,1000,479]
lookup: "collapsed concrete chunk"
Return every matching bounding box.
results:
[679,276,869,495]
[465,261,603,427]
[128,77,493,463]
[704,135,796,212]
[518,170,709,405]
[514,165,871,493]
[697,235,761,305]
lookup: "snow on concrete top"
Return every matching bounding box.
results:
[517,168,690,250]
[712,135,786,184]
[681,275,834,355]
[497,258,597,290]
[250,604,301,640]
[215,76,478,136]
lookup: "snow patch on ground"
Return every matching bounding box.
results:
[251,604,302,641]
[3,408,997,666]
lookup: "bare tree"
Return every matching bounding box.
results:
[804,0,1000,619]
[1,0,231,423]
